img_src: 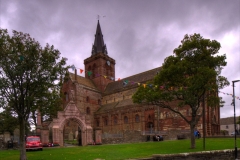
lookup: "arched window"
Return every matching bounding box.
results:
[110,67,112,77]
[96,119,100,127]
[86,107,90,115]
[187,109,191,116]
[88,66,91,70]
[114,116,118,125]
[135,114,140,123]
[148,115,151,120]
[166,112,169,118]
[103,68,106,75]
[104,118,108,126]
[124,116,128,124]
[98,99,101,105]
[106,66,112,77]
[86,96,89,102]
[87,66,92,78]
[64,92,68,101]
[148,122,154,128]
[93,63,96,78]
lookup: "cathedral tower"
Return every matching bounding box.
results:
[84,20,115,92]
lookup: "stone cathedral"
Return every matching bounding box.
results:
[37,20,220,146]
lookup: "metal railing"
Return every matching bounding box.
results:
[141,130,168,135]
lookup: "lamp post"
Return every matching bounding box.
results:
[233,80,240,159]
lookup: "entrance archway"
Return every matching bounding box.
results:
[51,101,93,146]
[63,119,78,140]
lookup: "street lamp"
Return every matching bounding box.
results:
[233,80,240,159]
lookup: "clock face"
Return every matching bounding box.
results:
[107,61,110,66]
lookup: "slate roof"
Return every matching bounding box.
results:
[96,99,135,114]
[95,67,161,114]
[104,67,162,95]
[69,73,99,91]
[220,117,237,125]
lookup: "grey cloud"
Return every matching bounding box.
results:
[0,0,239,118]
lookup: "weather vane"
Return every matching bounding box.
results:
[97,15,106,20]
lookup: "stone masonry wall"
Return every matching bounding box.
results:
[101,128,193,144]
[102,130,146,144]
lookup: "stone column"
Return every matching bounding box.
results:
[41,130,49,145]
[95,129,102,144]
[141,108,145,133]
[52,127,61,146]
[36,109,42,136]
[81,130,87,146]
[86,126,93,144]
[59,130,63,146]
[120,113,122,131]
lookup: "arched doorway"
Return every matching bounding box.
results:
[51,101,93,146]
[147,122,154,134]
[63,118,80,146]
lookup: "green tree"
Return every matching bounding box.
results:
[30,85,63,129]
[0,29,68,160]
[133,33,229,149]
[0,107,19,135]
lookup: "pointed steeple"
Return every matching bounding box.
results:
[92,20,108,55]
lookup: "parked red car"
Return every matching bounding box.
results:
[25,136,43,151]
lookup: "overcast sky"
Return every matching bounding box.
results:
[0,0,239,118]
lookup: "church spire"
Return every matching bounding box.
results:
[92,20,108,55]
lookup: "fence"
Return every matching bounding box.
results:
[141,130,168,135]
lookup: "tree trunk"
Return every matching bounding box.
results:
[190,124,196,149]
[19,117,27,160]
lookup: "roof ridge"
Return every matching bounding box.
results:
[120,66,161,80]
[69,72,84,79]
[103,66,162,93]
[68,72,99,91]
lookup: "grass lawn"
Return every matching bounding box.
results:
[64,139,78,145]
[0,138,239,160]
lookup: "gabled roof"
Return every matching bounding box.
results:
[69,73,99,91]
[220,117,237,125]
[96,99,135,114]
[95,67,161,114]
[92,20,108,55]
[104,67,161,95]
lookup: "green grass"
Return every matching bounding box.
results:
[64,139,78,145]
[0,138,239,160]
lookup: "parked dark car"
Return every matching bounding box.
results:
[230,131,239,136]
[25,136,43,151]
[153,135,163,141]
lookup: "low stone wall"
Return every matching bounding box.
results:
[102,130,146,144]
[133,149,240,160]
[101,129,192,144]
